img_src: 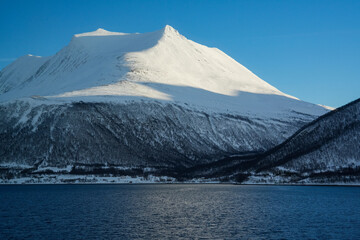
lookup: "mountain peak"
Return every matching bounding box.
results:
[94,28,108,33]
[162,25,182,38]
[163,25,175,32]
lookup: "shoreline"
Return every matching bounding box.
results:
[1,182,359,187]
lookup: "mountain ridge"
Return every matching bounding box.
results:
[184,98,359,184]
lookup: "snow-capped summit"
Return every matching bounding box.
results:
[162,24,183,37]
[0,25,326,117]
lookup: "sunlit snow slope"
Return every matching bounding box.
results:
[0,26,326,116]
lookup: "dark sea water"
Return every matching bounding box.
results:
[0,184,359,240]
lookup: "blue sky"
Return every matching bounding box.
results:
[0,0,359,107]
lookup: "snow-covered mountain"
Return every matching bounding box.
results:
[1,26,292,101]
[0,26,324,114]
[0,25,329,174]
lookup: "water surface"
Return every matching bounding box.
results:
[0,184,359,239]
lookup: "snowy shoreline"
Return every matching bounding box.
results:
[1,175,359,186]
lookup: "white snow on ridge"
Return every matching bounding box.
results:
[0,25,329,117]
[318,104,335,110]
[74,28,130,37]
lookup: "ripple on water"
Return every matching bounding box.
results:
[0,184,359,239]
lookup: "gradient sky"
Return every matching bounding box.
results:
[0,0,359,107]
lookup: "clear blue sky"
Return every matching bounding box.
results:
[1,0,359,107]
